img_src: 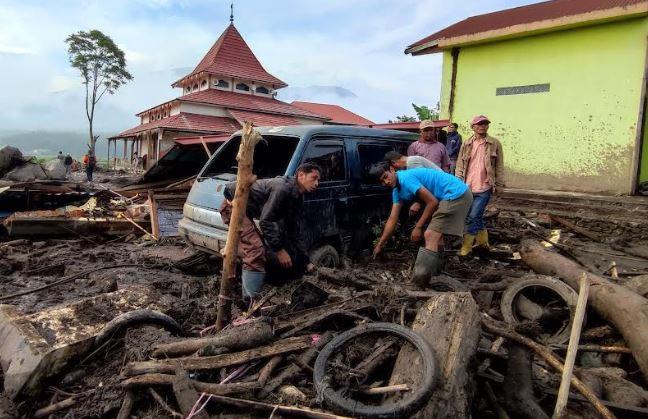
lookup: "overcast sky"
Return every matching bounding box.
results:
[0,0,535,133]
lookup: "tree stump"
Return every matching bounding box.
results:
[389,292,480,418]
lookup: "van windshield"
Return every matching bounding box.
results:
[200,135,300,179]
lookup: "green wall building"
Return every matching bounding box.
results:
[406,0,648,195]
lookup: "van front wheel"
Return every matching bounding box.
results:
[309,245,340,268]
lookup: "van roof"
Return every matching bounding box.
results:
[233,125,418,141]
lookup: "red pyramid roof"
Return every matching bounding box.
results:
[173,24,287,88]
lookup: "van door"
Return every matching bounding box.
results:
[299,137,349,253]
[346,138,407,254]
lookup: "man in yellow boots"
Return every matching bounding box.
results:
[455,115,505,256]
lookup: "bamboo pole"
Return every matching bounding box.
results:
[553,273,590,419]
[199,136,212,158]
[216,122,261,330]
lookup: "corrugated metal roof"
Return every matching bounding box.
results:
[407,0,647,52]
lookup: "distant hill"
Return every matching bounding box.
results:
[0,130,114,159]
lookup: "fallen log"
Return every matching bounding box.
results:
[520,239,648,380]
[503,344,549,419]
[172,366,208,419]
[150,319,273,358]
[122,373,259,395]
[116,391,134,419]
[124,335,312,376]
[389,292,481,419]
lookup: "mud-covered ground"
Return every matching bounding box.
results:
[1,200,648,417]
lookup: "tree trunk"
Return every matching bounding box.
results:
[520,239,648,380]
[502,344,549,419]
[388,292,481,418]
[216,122,262,330]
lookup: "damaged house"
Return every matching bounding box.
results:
[406,0,648,195]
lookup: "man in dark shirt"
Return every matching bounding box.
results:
[446,122,462,174]
[220,163,321,299]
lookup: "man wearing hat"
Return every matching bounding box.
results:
[407,120,450,172]
[455,115,505,256]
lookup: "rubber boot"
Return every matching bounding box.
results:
[411,247,442,288]
[459,234,476,257]
[241,270,265,299]
[475,229,489,249]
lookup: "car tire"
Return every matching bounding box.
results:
[310,245,340,268]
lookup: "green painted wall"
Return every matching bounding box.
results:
[440,17,648,194]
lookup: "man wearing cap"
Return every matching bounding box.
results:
[407,120,451,172]
[455,115,505,256]
[370,164,472,287]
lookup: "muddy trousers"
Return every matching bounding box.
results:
[220,201,266,298]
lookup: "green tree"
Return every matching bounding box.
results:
[66,30,133,154]
[389,115,417,123]
[412,102,440,121]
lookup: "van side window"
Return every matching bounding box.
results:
[303,143,346,182]
[358,144,394,184]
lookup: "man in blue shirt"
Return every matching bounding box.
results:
[370,164,473,286]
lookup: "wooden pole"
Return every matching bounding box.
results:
[199,136,212,158]
[553,273,590,419]
[148,190,160,240]
[216,122,261,330]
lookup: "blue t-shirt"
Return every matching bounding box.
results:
[392,168,468,204]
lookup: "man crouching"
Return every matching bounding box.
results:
[220,163,321,300]
[371,164,472,286]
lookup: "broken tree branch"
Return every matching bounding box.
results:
[216,122,262,330]
[553,273,590,418]
[125,336,312,376]
[122,373,258,395]
[520,239,648,380]
[33,397,75,418]
[482,315,615,419]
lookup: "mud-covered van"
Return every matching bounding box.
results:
[179,125,417,267]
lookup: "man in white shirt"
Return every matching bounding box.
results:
[384,151,441,171]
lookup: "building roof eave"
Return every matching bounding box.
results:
[407,1,648,55]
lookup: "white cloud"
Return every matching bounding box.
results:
[0,45,35,55]
[47,75,80,93]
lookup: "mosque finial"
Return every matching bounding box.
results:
[230,2,234,23]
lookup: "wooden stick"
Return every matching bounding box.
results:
[553,273,590,419]
[34,398,75,418]
[482,315,615,419]
[257,355,283,386]
[199,136,212,158]
[549,215,604,242]
[362,384,410,394]
[216,122,262,330]
[552,344,631,354]
[147,190,160,240]
[117,212,158,241]
[194,394,351,419]
[148,388,182,418]
[122,373,259,395]
[125,336,312,376]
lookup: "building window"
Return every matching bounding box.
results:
[201,80,207,89]
[157,113,161,120]
[256,86,270,94]
[215,79,230,88]
[186,86,191,93]
[496,83,550,96]
[163,111,168,118]
[236,83,250,92]
[193,83,199,91]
